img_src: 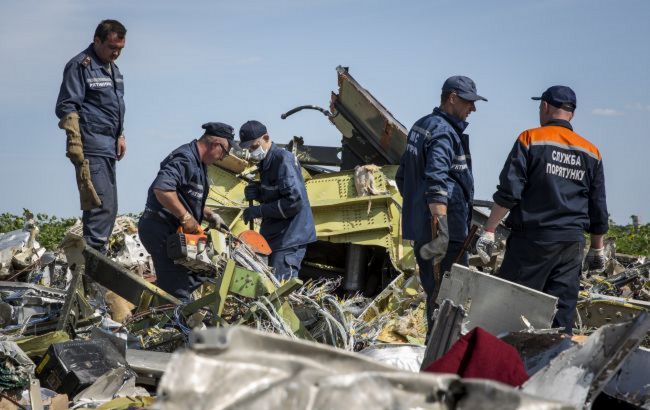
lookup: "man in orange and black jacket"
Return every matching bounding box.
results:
[476,86,608,333]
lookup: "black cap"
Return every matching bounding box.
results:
[532,86,576,112]
[202,122,235,141]
[442,76,487,102]
[238,120,268,149]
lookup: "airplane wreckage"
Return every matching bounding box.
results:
[1,67,649,409]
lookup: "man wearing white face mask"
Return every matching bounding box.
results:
[238,120,317,281]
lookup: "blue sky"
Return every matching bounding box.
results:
[0,0,648,224]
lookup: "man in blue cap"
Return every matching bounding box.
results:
[476,86,608,333]
[138,122,233,300]
[396,76,487,333]
[238,120,316,281]
[55,20,127,253]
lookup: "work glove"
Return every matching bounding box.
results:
[59,112,84,166]
[205,212,227,230]
[75,159,102,210]
[244,183,261,201]
[585,247,606,272]
[180,212,201,234]
[242,205,263,225]
[419,215,449,263]
[476,231,496,264]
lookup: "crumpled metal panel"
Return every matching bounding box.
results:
[576,293,649,328]
[421,299,467,370]
[523,312,650,408]
[0,229,31,277]
[330,66,408,166]
[436,264,558,335]
[204,165,251,237]
[156,326,573,410]
[603,346,650,407]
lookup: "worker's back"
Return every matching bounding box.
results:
[495,119,608,241]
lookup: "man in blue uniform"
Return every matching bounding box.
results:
[239,120,317,281]
[476,86,608,333]
[55,20,127,252]
[396,76,487,331]
[138,122,233,300]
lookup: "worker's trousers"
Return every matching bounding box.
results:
[82,155,117,252]
[414,240,469,335]
[138,216,208,301]
[269,245,307,282]
[497,237,584,334]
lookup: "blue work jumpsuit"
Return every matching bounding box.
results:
[55,45,125,252]
[138,140,209,300]
[251,144,317,281]
[396,108,474,329]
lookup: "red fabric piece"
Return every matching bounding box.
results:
[423,327,529,387]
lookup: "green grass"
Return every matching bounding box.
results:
[607,223,650,257]
[0,210,76,251]
[1,210,648,256]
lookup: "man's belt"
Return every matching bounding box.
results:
[142,209,176,226]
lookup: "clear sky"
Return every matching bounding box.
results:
[0,0,648,224]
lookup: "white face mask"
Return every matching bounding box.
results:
[249,145,267,162]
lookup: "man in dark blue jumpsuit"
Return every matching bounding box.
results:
[55,20,127,252]
[138,122,233,300]
[396,76,487,332]
[477,86,608,333]
[238,121,317,281]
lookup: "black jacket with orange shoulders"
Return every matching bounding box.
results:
[493,119,608,241]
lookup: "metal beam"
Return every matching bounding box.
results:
[82,245,181,306]
[278,140,341,167]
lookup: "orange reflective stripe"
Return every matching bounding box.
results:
[517,126,601,160]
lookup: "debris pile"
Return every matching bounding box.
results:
[0,66,648,409]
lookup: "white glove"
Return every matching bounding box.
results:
[476,231,495,264]
[585,247,606,272]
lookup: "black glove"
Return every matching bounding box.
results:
[419,215,449,263]
[244,183,261,201]
[243,205,263,224]
[205,212,227,230]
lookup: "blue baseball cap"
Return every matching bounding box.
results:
[442,76,487,102]
[532,86,576,112]
[238,120,268,149]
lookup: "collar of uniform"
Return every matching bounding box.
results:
[259,142,278,173]
[189,139,202,165]
[543,118,573,131]
[433,107,469,134]
[84,44,117,72]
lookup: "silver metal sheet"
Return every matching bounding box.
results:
[156,326,572,410]
[523,312,650,408]
[357,344,425,373]
[435,264,558,335]
[603,346,650,407]
[421,299,466,370]
[126,349,171,377]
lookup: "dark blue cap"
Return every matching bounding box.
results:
[442,76,487,102]
[532,86,576,112]
[202,122,235,140]
[238,120,268,149]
